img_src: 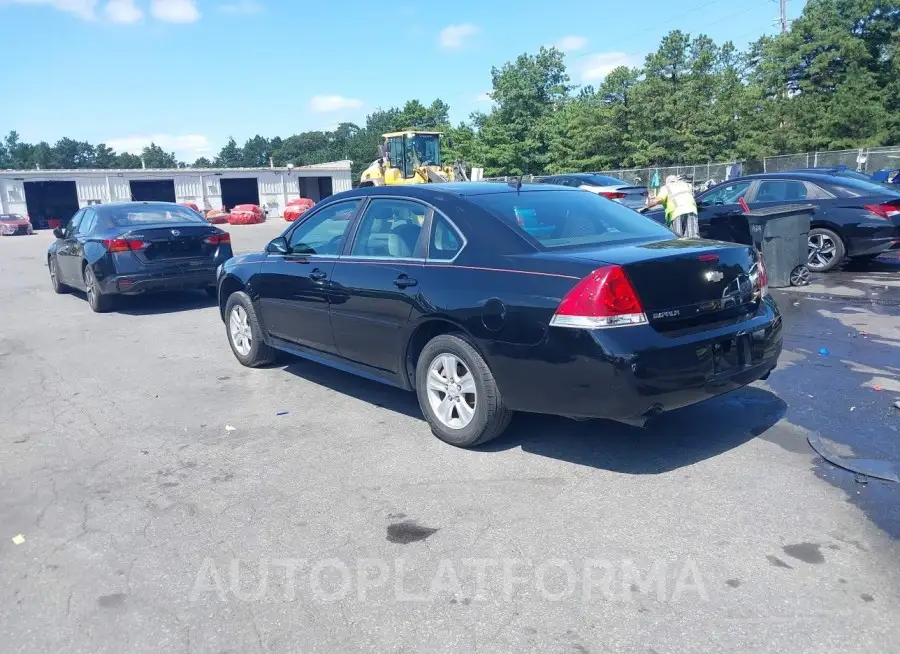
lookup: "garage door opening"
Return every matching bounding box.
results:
[130,179,176,203]
[297,176,334,202]
[220,178,261,211]
[24,181,80,230]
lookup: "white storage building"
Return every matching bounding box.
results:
[0,161,353,228]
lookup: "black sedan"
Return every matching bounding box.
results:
[48,202,233,312]
[646,172,900,271]
[217,183,782,447]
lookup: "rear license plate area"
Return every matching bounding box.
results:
[713,334,753,374]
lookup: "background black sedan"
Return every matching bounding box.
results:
[217,183,782,448]
[646,171,900,271]
[48,202,233,312]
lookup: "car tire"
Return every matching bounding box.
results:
[807,227,845,272]
[224,291,275,367]
[84,266,113,313]
[48,256,68,294]
[415,333,513,448]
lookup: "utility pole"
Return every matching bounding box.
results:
[779,0,788,33]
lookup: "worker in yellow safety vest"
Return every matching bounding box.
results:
[646,175,699,238]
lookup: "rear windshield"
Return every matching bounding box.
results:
[470,189,673,250]
[103,205,207,227]
[579,174,629,187]
[828,176,900,198]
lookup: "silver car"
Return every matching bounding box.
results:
[538,173,648,210]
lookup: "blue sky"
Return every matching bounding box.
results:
[0,0,804,162]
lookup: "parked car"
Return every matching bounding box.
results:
[284,197,315,222]
[48,201,233,312]
[536,173,648,210]
[0,213,33,236]
[216,183,782,447]
[872,168,900,185]
[645,172,900,272]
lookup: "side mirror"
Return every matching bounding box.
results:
[53,227,65,239]
[266,236,289,255]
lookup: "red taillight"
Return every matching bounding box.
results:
[204,232,231,245]
[756,253,769,297]
[103,239,147,252]
[864,202,900,219]
[550,265,646,329]
[698,253,719,262]
[599,191,627,200]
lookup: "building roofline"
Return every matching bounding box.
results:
[0,160,353,176]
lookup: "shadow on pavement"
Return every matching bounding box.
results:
[282,357,785,475]
[111,291,218,316]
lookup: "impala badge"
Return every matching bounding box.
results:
[171,229,180,236]
[705,270,724,282]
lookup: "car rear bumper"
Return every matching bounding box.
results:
[848,234,900,256]
[98,268,217,295]
[486,296,782,424]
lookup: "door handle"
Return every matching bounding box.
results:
[393,275,417,289]
[309,269,328,281]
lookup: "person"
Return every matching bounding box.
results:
[646,174,699,238]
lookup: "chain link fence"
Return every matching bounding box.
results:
[484,145,900,188]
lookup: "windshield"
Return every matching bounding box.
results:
[829,176,900,198]
[0,214,25,221]
[407,134,441,167]
[470,189,673,250]
[104,205,208,227]
[580,174,629,187]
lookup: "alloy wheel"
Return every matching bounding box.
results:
[85,268,96,303]
[426,353,477,430]
[808,233,836,270]
[229,305,252,357]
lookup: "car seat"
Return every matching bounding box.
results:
[388,222,421,258]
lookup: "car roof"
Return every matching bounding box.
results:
[344,182,572,199]
[724,171,854,183]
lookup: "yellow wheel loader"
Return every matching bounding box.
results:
[359,131,468,186]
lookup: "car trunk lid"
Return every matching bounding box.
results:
[120,223,221,263]
[553,239,763,331]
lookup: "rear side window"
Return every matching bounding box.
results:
[701,181,750,205]
[754,180,809,202]
[428,215,462,260]
[470,190,673,250]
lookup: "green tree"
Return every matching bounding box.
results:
[214,137,243,167]
[192,157,213,167]
[141,142,178,168]
[241,135,271,167]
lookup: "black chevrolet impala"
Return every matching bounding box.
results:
[48,202,233,312]
[217,183,783,447]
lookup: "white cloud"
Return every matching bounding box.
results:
[150,0,199,23]
[309,95,363,113]
[579,52,634,81]
[106,134,212,161]
[2,0,99,20]
[474,92,492,103]
[555,35,588,53]
[220,0,261,14]
[439,23,479,50]
[104,0,140,23]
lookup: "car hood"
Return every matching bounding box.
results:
[0,217,30,226]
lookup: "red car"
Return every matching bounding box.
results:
[228,204,265,225]
[283,197,315,222]
[0,213,33,236]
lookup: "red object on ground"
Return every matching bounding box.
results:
[47,219,62,229]
[284,198,315,222]
[206,209,230,224]
[228,204,265,225]
[180,202,200,213]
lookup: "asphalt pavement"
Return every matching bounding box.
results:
[1,223,898,653]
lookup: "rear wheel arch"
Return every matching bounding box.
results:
[404,318,486,390]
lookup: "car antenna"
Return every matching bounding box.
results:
[508,175,523,193]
